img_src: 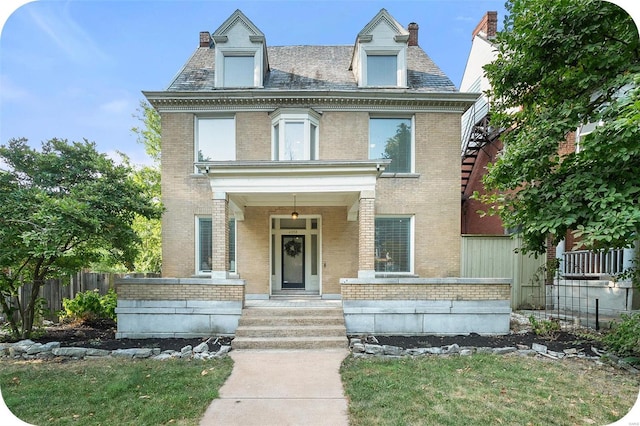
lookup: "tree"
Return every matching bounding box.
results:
[480,0,640,254]
[382,122,411,173]
[0,138,162,338]
[129,100,162,273]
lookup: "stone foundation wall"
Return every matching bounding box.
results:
[115,278,245,338]
[341,278,511,335]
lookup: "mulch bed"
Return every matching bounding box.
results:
[1,318,603,354]
[372,331,603,353]
[2,319,232,353]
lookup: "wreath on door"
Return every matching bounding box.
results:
[284,239,302,257]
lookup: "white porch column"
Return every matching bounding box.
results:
[211,191,229,279]
[358,190,376,278]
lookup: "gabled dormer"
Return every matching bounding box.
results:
[212,9,269,88]
[350,9,409,88]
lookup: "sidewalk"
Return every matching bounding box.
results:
[200,349,349,426]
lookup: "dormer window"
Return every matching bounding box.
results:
[223,55,255,87]
[212,10,268,89]
[350,10,409,88]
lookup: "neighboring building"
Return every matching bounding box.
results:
[115,9,511,338]
[460,11,504,235]
[459,12,638,316]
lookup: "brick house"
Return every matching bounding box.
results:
[115,9,511,339]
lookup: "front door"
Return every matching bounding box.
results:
[282,235,305,289]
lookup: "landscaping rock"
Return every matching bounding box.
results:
[112,348,153,359]
[351,343,365,353]
[383,345,403,356]
[443,344,460,354]
[52,347,88,358]
[85,348,111,357]
[216,345,232,356]
[425,347,443,355]
[193,342,209,353]
[532,343,548,354]
[364,344,385,355]
[460,349,473,356]
[492,347,517,355]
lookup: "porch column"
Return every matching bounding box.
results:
[211,192,229,279]
[358,190,376,278]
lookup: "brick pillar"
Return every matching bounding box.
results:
[358,191,376,278]
[211,192,229,279]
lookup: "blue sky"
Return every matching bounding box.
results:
[0,0,638,167]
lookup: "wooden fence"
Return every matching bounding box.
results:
[461,235,547,309]
[4,272,159,322]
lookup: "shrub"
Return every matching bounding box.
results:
[61,289,117,322]
[603,313,640,358]
[528,315,560,339]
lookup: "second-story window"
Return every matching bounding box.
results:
[369,116,413,173]
[271,110,320,161]
[195,116,236,162]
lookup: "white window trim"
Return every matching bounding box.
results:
[195,216,238,276]
[214,47,263,88]
[369,114,415,174]
[194,115,236,171]
[374,215,414,275]
[195,216,212,276]
[359,46,407,88]
[271,109,320,161]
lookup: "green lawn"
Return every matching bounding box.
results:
[341,354,640,426]
[1,357,233,426]
[3,353,639,426]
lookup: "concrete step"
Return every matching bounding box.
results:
[231,336,348,350]
[238,316,345,327]
[235,325,346,338]
[240,307,343,317]
[232,305,348,350]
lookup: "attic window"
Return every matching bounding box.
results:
[367,54,397,86]
[223,55,255,87]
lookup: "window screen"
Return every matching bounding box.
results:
[375,217,410,273]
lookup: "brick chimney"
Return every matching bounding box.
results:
[408,22,419,46]
[199,31,211,47]
[471,11,497,40]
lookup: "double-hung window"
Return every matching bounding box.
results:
[197,217,237,275]
[195,116,235,163]
[367,54,398,86]
[369,116,413,173]
[374,217,413,274]
[271,109,320,161]
[223,55,255,87]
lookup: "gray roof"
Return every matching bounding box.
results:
[166,45,457,92]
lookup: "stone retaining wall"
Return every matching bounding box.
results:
[115,278,245,338]
[340,278,511,335]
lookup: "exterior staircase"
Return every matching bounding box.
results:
[231,301,348,350]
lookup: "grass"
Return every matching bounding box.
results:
[0,357,233,426]
[341,354,640,426]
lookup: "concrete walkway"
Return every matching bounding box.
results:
[200,349,350,426]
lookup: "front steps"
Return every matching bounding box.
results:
[231,304,348,350]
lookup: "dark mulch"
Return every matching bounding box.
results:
[370,331,603,353]
[2,319,232,353]
[3,319,603,354]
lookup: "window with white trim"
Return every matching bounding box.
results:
[369,117,413,173]
[196,217,237,274]
[358,47,406,87]
[374,217,412,273]
[367,54,398,86]
[271,110,320,161]
[195,116,235,162]
[223,55,255,87]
